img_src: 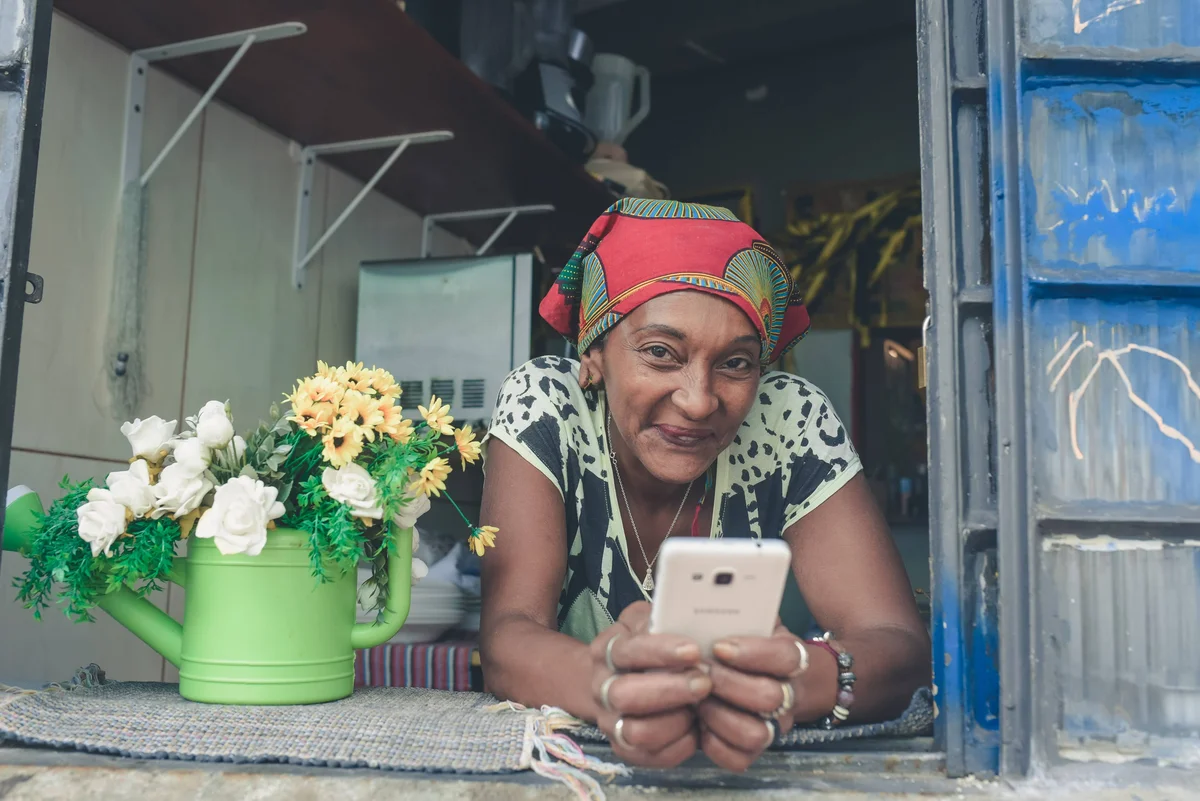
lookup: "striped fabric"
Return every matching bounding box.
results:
[355,642,477,692]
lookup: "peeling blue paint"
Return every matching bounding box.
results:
[1024,0,1200,50]
[1025,81,1200,273]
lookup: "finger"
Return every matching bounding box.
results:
[594,668,711,716]
[695,697,774,757]
[699,727,759,773]
[642,727,700,769]
[711,634,804,678]
[617,600,653,633]
[600,708,695,756]
[707,662,792,718]
[595,631,702,672]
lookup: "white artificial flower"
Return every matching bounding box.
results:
[104,459,156,517]
[195,400,234,448]
[170,437,212,471]
[232,435,247,461]
[77,488,129,557]
[119,416,177,462]
[392,487,431,531]
[411,557,429,582]
[194,476,284,556]
[321,463,383,520]
[152,461,214,519]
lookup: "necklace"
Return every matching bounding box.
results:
[607,412,693,593]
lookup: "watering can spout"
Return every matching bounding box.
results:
[3,486,44,555]
[4,485,185,667]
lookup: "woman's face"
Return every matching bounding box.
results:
[583,291,762,486]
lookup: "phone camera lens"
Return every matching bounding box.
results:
[714,571,734,586]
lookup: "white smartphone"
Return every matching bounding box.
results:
[648,538,792,658]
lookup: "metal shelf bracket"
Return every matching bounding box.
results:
[420,204,555,259]
[292,131,454,289]
[121,22,306,190]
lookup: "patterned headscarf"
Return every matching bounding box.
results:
[540,199,810,366]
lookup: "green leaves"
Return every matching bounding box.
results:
[12,479,180,622]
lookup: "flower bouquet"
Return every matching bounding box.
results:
[13,361,496,624]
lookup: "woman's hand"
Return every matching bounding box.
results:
[591,601,713,768]
[695,623,837,772]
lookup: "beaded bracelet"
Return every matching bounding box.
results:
[807,631,855,729]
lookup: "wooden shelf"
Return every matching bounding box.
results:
[55,0,616,261]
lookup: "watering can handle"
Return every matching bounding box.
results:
[617,65,651,144]
[350,526,414,649]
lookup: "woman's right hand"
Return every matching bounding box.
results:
[591,601,712,768]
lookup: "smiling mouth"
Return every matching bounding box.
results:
[653,425,714,447]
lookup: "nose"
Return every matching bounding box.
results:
[672,370,719,421]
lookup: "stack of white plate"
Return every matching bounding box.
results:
[357,568,464,644]
[461,593,481,632]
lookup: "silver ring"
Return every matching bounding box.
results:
[599,674,619,712]
[605,633,622,673]
[790,640,810,677]
[762,718,778,749]
[614,717,632,750]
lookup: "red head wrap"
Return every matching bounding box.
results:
[539,199,810,365]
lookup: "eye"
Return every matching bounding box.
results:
[724,356,754,371]
[646,345,671,359]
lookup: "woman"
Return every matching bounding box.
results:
[479,199,929,772]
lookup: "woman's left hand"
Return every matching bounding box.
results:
[695,623,833,772]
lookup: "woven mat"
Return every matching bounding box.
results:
[569,687,935,748]
[0,681,533,773]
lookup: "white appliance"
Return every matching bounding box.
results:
[355,254,534,422]
[584,53,651,145]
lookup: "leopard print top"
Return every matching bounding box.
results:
[483,356,861,644]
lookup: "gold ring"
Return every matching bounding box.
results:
[614,717,632,750]
[605,633,621,673]
[599,674,619,712]
[763,681,795,720]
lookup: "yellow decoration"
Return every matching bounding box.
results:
[453,425,482,468]
[469,525,498,557]
[418,396,454,436]
[339,391,385,440]
[368,368,401,400]
[321,416,365,468]
[377,402,412,444]
[414,457,451,497]
[289,394,334,437]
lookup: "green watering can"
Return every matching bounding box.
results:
[2,487,412,705]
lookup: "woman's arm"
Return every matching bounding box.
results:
[694,474,931,771]
[478,439,597,719]
[785,472,931,722]
[480,440,712,768]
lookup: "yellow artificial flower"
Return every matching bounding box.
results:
[378,401,413,444]
[315,360,339,380]
[300,375,344,405]
[469,525,498,557]
[288,394,334,437]
[418,395,454,436]
[338,361,373,394]
[414,456,452,497]
[368,367,402,400]
[453,425,482,468]
[339,390,385,440]
[322,416,365,468]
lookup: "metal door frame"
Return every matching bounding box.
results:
[0,0,53,576]
[919,0,1032,777]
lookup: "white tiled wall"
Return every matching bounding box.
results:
[1,14,469,686]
